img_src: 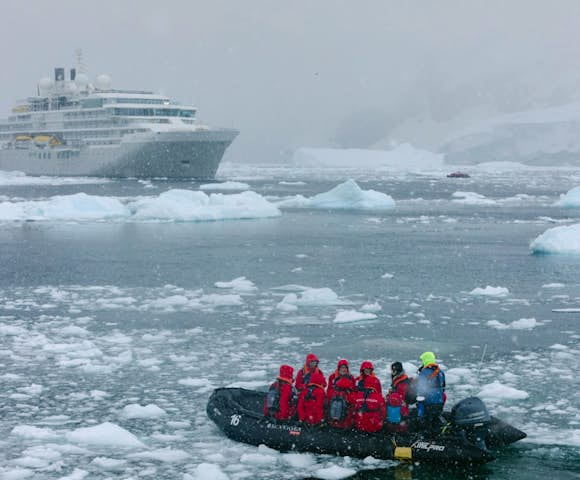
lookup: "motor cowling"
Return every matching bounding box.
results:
[451,397,491,451]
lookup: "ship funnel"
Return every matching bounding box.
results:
[70,68,76,81]
[54,67,65,82]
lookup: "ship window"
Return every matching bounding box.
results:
[179,109,195,118]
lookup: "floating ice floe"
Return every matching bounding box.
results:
[555,186,580,207]
[0,170,108,186]
[128,448,190,463]
[188,463,228,480]
[314,464,357,479]
[199,181,250,191]
[333,310,378,324]
[65,422,146,448]
[276,287,351,311]
[121,404,167,419]
[276,179,395,210]
[214,276,257,293]
[451,191,496,205]
[469,286,510,297]
[487,318,539,330]
[0,189,281,223]
[478,381,529,401]
[530,223,580,255]
[292,144,444,171]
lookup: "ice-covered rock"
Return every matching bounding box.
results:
[555,186,580,207]
[277,179,395,210]
[469,286,510,297]
[199,181,250,191]
[333,310,378,323]
[292,144,444,171]
[530,223,580,255]
[65,422,146,448]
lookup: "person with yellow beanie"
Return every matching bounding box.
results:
[415,351,446,435]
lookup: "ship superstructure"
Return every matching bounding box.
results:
[0,65,238,178]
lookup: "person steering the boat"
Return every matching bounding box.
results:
[296,353,326,392]
[263,364,297,421]
[415,351,446,434]
[352,361,386,432]
[326,359,356,428]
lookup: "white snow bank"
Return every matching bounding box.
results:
[530,223,580,255]
[487,318,538,330]
[478,381,529,401]
[555,186,580,208]
[277,179,395,210]
[65,422,146,448]
[333,310,377,323]
[129,189,280,222]
[314,465,357,479]
[292,144,444,171]
[276,287,350,311]
[121,403,167,419]
[214,276,257,293]
[0,170,107,186]
[470,286,510,297]
[0,189,280,223]
[199,181,250,191]
[452,191,496,205]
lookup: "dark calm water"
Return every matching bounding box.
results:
[0,166,579,479]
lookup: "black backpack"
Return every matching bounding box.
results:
[266,384,281,415]
[329,396,348,421]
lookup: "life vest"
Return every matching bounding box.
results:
[387,391,403,424]
[417,365,445,405]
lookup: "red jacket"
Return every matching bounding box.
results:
[352,363,385,432]
[263,365,296,421]
[297,370,326,425]
[326,359,356,428]
[296,353,326,392]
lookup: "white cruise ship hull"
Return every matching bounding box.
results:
[0,129,238,179]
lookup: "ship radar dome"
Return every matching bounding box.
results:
[39,77,54,90]
[75,73,89,87]
[95,74,111,90]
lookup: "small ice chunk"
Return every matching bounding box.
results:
[214,276,257,293]
[240,452,277,465]
[57,468,88,480]
[11,425,60,440]
[314,465,357,479]
[90,457,127,471]
[66,422,146,448]
[333,310,377,324]
[470,286,510,297]
[121,403,167,419]
[361,302,382,312]
[199,181,250,191]
[381,273,394,279]
[478,381,529,401]
[128,448,190,462]
[190,463,228,480]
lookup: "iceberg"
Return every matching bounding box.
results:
[469,286,510,297]
[277,179,395,210]
[0,189,281,223]
[292,144,444,171]
[555,186,580,208]
[530,223,580,255]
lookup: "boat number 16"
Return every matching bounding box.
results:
[230,414,242,426]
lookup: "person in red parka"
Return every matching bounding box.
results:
[263,364,297,421]
[386,361,415,432]
[326,359,356,428]
[296,353,326,392]
[297,370,326,425]
[352,361,386,433]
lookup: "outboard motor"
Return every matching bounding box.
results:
[451,397,491,451]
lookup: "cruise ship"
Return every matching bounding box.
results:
[0,66,238,178]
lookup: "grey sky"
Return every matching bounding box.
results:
[2,0,580,162]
